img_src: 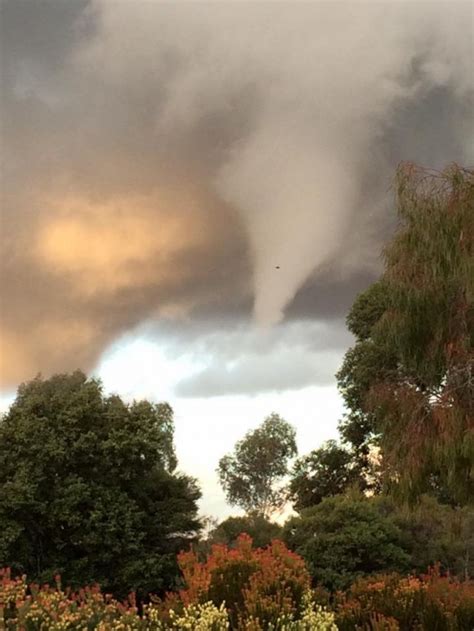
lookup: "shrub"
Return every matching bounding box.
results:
[168,534,312,628]
[335,568,474,630]
[262,592,337,630]
[0,567,229,630]
[0,566,336,630]
[6,563,471,630]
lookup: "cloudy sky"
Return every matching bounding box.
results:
[1,0,473,518]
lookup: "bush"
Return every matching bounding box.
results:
[168,534,312,628]
[335,568,474,630]
[4,563,472,630]
[0,566,336,630]
[258,592,337,630]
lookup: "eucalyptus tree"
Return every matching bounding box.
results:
[217,413,297,517]
[337,164,473,503]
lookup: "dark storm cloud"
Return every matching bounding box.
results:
[0,0,472,388]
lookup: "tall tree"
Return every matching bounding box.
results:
[337,164,473,503]
[0,371,201,597]
[217,413,297,517]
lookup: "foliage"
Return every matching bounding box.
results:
[378,164,473,502]
[285,493,474,589]
[167,534,311,629]
[4,565,473,630]
[0,567,337,630]
[166,602,230,630]
[0,567,230,630]
[0,372,201,598]
[387,496,474,580]
[337,163,474,503]
[289,440,367,511]
[209,515,282,550]
[217,414,297,517]
[335,568,474,631]
[337,286,395,458]
[254,592,337,630]
[283,496,410,591]
[335,282,398,499]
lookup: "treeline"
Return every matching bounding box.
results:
[0,164,473,610]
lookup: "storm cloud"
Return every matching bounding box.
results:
[1,0,472,389]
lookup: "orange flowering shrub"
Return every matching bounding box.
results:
[167,534,311,628]
[4,556,472,630]
[1,561,331,630]
[335,567,474,630]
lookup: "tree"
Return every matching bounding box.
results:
[209,514,282,549]
[336,282,397,494]
[337,282,395,460]
[283,495,411,591]
[217,413,297,517]
[388,495,474,580]
[0,371,201,598]
[337,164,473,504]
[283,493,474,591]
[289,440,367,511]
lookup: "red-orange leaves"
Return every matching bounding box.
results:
[170,534,310,628]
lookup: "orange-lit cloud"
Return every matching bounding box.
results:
[0,319,98,388]
[0,180,249,388]
[35,192,209,295]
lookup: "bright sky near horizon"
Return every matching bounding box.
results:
[96,334,344,519]
[0,330,344,520]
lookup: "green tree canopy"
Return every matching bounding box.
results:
[388,496,474,580]
[283,495,411,591]
[289,440,368,511]
[337,164,473,504]
[0,371,201,598]
[284,494,474,590]
[217,413,297,518]
[337,281,396,459]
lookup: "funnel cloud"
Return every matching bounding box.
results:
[1,0,472,389]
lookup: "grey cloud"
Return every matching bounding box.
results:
[175,351,339,398]
[167,319,352,397]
